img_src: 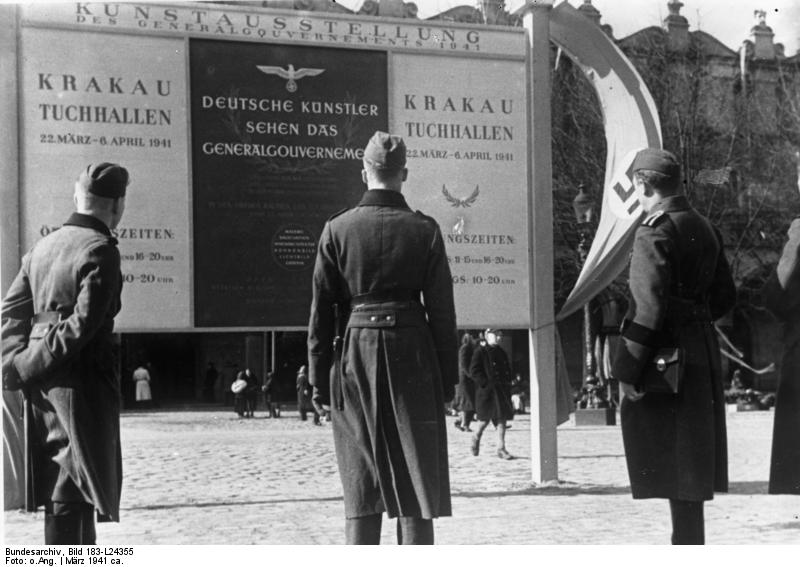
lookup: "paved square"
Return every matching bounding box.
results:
[4,407,798,544]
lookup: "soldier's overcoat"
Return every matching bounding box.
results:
[762,218,800,494]
[612,196,736,501]
[2,213,123,520]
[308,189,457,519]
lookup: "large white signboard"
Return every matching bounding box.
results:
[20,28,191,330]
[15,3,530,330]
[393,54,529,327]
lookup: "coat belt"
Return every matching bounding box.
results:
[347,304,426,329]
[667,297,711,322]
[350,289,419,309]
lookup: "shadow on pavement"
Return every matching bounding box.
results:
[726,481,769,495]
[454,480,775,499]
[454,482,631,498]
[124,495,343,511]
[758,521,800,531]
[122,405,240,414]
[560,454,625,459]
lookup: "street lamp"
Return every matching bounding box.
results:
[572,182,595,226]
[572,184,613,424]
[572,183,597,388]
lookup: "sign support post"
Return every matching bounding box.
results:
[522,0,558,483]
[0,5,19,296]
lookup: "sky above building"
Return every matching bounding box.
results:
[337,0,800,55]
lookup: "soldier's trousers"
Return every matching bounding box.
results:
[345,514,433,545]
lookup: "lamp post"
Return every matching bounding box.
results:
[572,184,597,385]
[572,184,613,424]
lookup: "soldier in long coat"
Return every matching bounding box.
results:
[308,131,458,545]
[612,149,736,545]
[762,217,800,494]
[2,163,128,544]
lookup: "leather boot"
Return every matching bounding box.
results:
[81,504,97,545]
[44,502,85,545]
[669,499,705,544]
[397,517,433,545]
[345,514,382,545]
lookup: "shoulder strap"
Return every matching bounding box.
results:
[327,208,349,222]
[641,210,667,227]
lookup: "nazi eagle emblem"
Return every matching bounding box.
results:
[442,184,480,207]
[256,64,325,92]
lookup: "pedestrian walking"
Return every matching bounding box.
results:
[510,373,528,414]
[231,369,248,418]
[261,371,278,418]
[296,365,319,424]
[762,216,800,495]
[468,328,515,460]
[453,332,476,432]
[132,364,152,409]
[1,162,129,544]
[307,131,458,545]
[611,149,736,544]
[243,368,259,418]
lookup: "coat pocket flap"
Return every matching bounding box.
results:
[653,349,680,370]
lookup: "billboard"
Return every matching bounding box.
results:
[392,54,529,327]
[19,27,192,330]
[190,40,387,326]
[15,3,529,330]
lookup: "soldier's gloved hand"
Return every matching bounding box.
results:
[312,386,330,411]
[620,381,644,402]
[2,366,24,391]
[312,399,329,419]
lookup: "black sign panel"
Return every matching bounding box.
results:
[190,40,387,327]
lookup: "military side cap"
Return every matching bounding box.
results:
[78,162,129,198]
[363,131,406,170]
[631,148,680,178]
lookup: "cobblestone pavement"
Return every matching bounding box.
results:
[3,406,798,545]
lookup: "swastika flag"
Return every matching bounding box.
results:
[552,3,662,320]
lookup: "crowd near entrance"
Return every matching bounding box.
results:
[119,329,537,410]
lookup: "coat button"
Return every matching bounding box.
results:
[370,316,377,322]
[385,315,393,321]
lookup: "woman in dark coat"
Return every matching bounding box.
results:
[454,333,476,432]
[468,328,515,459]
[261,371,278,418]
[762,217,800,494]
